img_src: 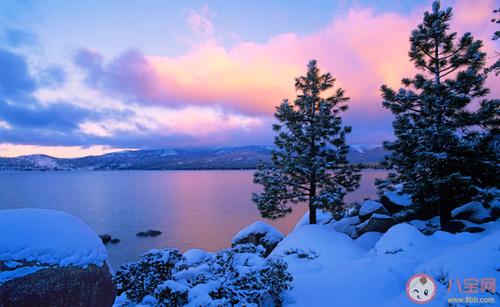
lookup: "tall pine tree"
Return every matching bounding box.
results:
[253,60,360,224]
[378,1,499,228]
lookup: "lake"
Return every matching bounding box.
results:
[0,169,387,268]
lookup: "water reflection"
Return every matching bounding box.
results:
[0,169,386,267]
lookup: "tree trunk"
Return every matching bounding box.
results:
[309,182,317,224]
[439,202,452,229]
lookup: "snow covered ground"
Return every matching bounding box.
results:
[272,212,500,307]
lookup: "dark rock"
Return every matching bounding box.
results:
[442,220,466,233]
[0,263,115,307]
[442,220,485,234]
[99,234,111,244]
[355,214,396,238]
[465,227,485,233]
[491,206,500,219]
[136,229,162,237]
[110,238,120,244]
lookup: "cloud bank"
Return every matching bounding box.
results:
[1,0,498,157]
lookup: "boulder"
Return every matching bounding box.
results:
[136,229,162,237]
[442,220,485,234]
[99,234,111,244]
[99,234,120,244]
[231,221,284,257]
[0,262,114,307]
[380,187,413,214]
[491,200,500,219]
[392,207,421,223]
[358,200,389,222]
[409,217,440,235]
[0,209,115,307]
[329,216,361,237]
[451,201,492,224]
[355,214,396,238]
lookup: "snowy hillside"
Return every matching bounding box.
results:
[0,145,385,171]
[272,214,500,306]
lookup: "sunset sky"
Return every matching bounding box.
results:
[0,0,498,158]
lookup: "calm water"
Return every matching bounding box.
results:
[0,170,386,268]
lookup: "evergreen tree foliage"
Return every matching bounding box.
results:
[378,1,499,227]
[253,60,360,224]
[488,8,500,75]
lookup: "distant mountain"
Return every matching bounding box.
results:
[0,145,386,171]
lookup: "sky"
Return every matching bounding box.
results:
[0,0,498,158]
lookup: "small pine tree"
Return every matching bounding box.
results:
[253,60,360,224]
[378,1,499,228]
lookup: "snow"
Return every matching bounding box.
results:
[374,223,428,255]
[354,232,383,251]
[383,187,412,207]
[451,201,491,222]
[0,208,107,268]
[19,154,59,169]
[272,219,500,306]
[350,144,381,153]
[329,216,360,237]
[294,210,332,230]
[0,266,44,284]
[182,249,211,267]
[231,221,284,245]
[359,200,384,216]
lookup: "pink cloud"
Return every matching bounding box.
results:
[76,0,499,127]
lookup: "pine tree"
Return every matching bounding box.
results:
[252,60,360,224]
[378,1,499,228]
[487,8,500,75]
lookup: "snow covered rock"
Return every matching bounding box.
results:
[358,200,389,221]
[328,216,360,237]
[0,209,114,307]
[374,223,428,255]
[231,221,284,256]
[442,220,485,234]
[451,201,493,224]
[409,217,440,235]
[355,214,396,237]
[380,187,413,214]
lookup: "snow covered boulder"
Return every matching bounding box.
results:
[354,214,396,237]
[358,200,389,222]
[380,187,413,214]
[451,201,493,224]
[231,221,284,256]
[442,220,485,234]
[409,217,440,235]
[329,216,361,237]
[0,209,114,307]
